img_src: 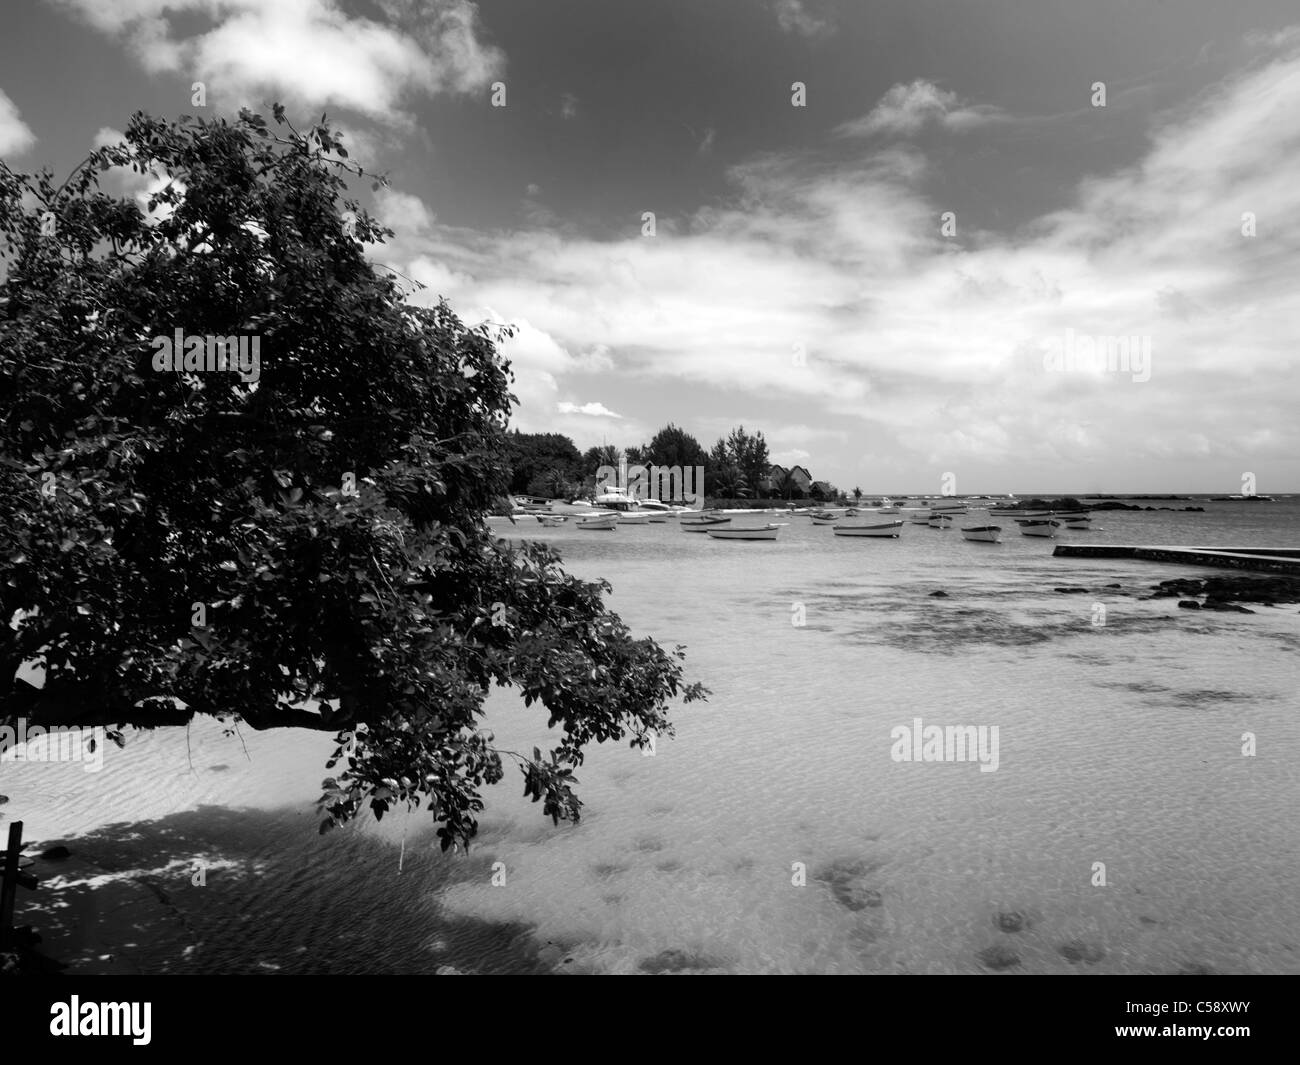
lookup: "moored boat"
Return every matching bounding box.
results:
[960,525,1003,542]
[833,520,904,538]
[681,514,731,532]
[1016,519,1059,537]
[1061,515,1092,529]
[927,513,955,528]
[537,514,567,527]
[576,513,619,531]
[705,523,782,541]
[615,512,652,525]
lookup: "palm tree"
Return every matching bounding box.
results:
[853,487,862,504]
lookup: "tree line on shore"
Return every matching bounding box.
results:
[504,424,841,502]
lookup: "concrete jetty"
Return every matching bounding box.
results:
[1053,545,1300,573]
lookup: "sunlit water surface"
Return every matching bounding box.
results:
[7,500,1300,973]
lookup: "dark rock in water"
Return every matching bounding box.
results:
[815,858,885,912]
[978,945,1021,970]
[0,794,8,805]
[1058,939,1106,964]
[993,911,1029,933]
[1177,600,1201,610]
[1106,583,1123,588]
[1201,600,1255,614]
[929,590,949,598]
[1054,587,1091,594]
[638,948,721,974]
[40,845,71,861]
[1153,578,1205,599]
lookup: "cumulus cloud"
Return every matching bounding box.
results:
[557,401,621,418]
[0,88,36,155]
[330,34,1300,487]
[771,0,830,38]
[836,79,1005,138]
[47,0,504,123]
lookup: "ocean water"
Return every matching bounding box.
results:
[7,499,1300,974]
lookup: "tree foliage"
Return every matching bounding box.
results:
[0,107,706,850]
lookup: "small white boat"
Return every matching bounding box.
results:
[810,509,848,525]
[833,520,904,538]
[681,515,731,532]
[1061,516,1091,530]
[577,513,618,531]
[1016,519,1059,537]
[616,512,652,525]
[537,514,567,527]
[961,525,1003,543]
[706,523,782,541]
[908,513,931,525]
[927,513,955,528]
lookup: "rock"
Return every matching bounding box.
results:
[1201,600,1254,614]
[1058,939,1106,964]
[1177,600,1201,610]
[0,794,8,805]
[1152,578,1205,599]
[638,948,721,974]
[815,858,885,912]
[977,945,1021,970]
[993,911,1029,933]
[39,845,71,861]
[928,590,949,598]
[1105,583,1122,588]
[1053,587,1090,594]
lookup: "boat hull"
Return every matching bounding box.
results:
[961,526,1003,542]
[1016,520,1059,537]
[833,521,904,537]
[577,515,618,530]
[706,525,780,541]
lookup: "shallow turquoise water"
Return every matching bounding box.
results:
[7,499,1300,973]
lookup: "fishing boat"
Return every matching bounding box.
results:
[537,514,567,527]
[927,513,955,528]
[576,513,618,531]
[960,525,1003,543]
[706,523,782,541]
[908,511,931,525]
[1016,519,1059,537]
[1061,515,1092,530]
[876,506,901,516]
[615,512,652,525]
[833,520,904,538]
[681,514,731,532]
[809,509,848,525]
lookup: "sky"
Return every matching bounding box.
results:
[2,0,1298,494]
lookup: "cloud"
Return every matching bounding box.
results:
[836,79,1005,138]
[47,0,504,124]
[560,92,578,120]
[375,188,435,233]
[0,88,36,155]
[698,127,716,155]
[557,401,621,418]
[367,32,1300,487]
[771,0,830,38]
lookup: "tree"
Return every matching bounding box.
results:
[505,431,583,496]
[809,481,838,502]
[853,487,862,504]
[771,467,803,500]
[0,107,706,851]
[725,426,769,499]
[643,423,707,471]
